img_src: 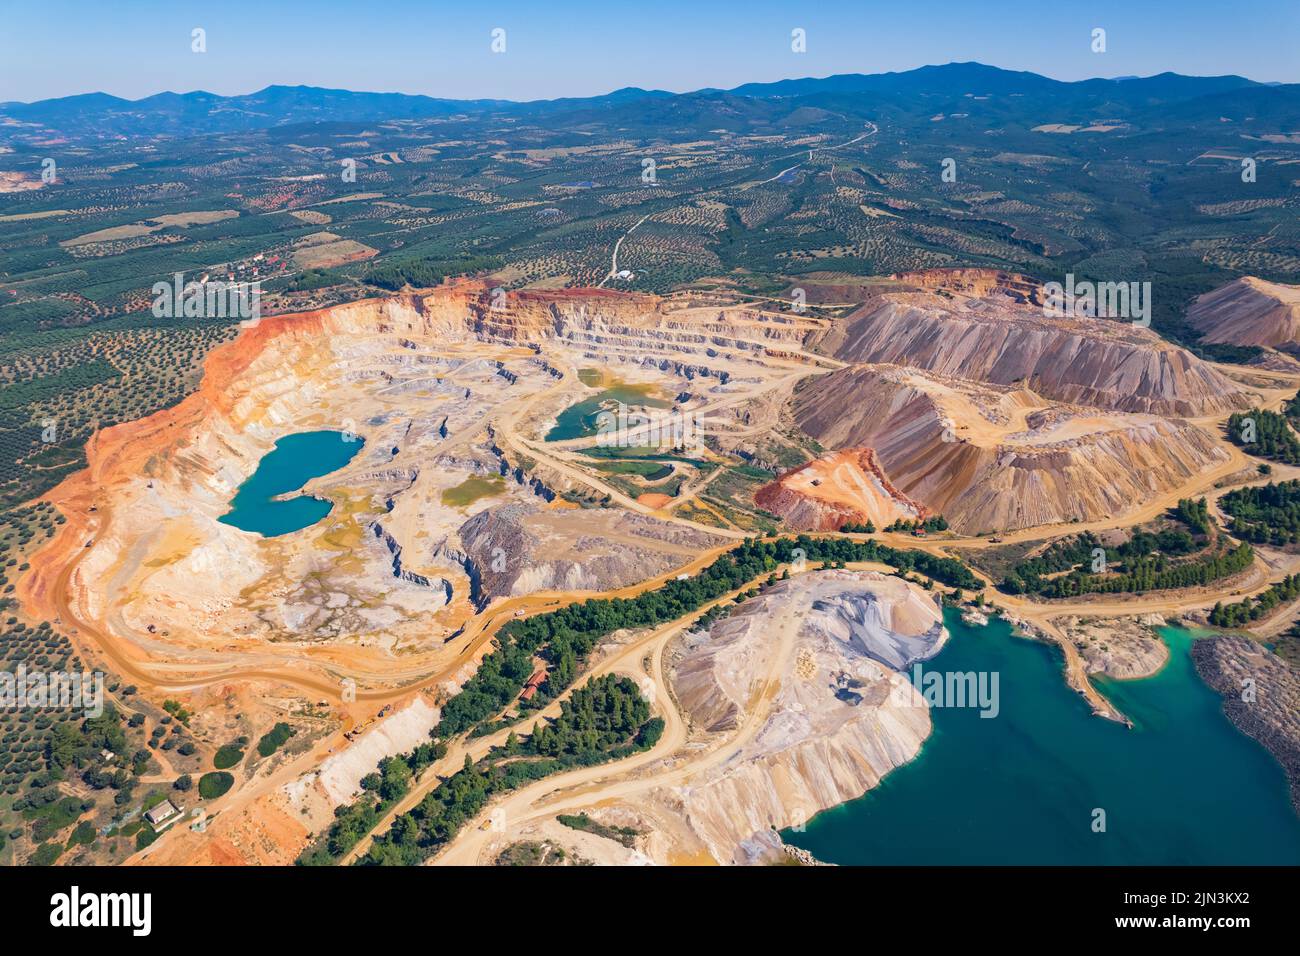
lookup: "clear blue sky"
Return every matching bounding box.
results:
[2,0,1296,103]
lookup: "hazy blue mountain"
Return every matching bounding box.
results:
[1,63,1295,141]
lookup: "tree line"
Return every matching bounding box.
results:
[1209,573,1300,629]
[1027,543,1253,598]
[363,255,503,292]
[357,675,660,866]
[1227,408,1300,466]
[1001,501,1220,597]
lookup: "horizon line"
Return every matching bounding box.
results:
[3,60,1288,109]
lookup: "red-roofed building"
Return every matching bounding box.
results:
[519,668,547,702]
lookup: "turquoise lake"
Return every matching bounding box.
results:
[545,381,671,442]
[218,430,363,537]
[783,611,1300,864]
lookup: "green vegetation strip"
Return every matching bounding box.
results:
[1210,574,1300,629]
[365,255,503,291]
[590,460,674,480]
[556,812,642,848]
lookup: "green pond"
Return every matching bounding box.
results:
[219,430,363,537]
[546,378,670,442]
[783,610,1300,864]
[442,475,506,508]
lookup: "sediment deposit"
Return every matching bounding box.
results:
[1188,276,1300,349]
[662,570,944,863]
[792,363,1231,533]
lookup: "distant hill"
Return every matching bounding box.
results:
[0,85,502,137]
[2,63,1295,140]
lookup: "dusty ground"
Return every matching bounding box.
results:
[1055,614,1170,679]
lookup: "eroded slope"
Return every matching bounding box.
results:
[812,282,1251,416]
[792,364,1232,533]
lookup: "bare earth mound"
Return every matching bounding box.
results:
[1188,276,1300,349]
[812,280,1251,416]
[664,570,945,863]
[754,448,923,530]
[793,364,1232,533]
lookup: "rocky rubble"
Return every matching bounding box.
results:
[1193,634,1300,815]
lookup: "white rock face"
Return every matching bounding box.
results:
[667,569,947,863]
[805,585,947,670]
[283,696,440,808]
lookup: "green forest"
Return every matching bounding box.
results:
[999,499,1242,598]
[1220,480,1300,547]
[1227,408,1300,466]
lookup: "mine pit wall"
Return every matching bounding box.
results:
[485,428,558,502]
[17,286,501,643]
[454,505,531,606]
[455,281,814,377]
[369,521,454,604]
[432,541,485,609]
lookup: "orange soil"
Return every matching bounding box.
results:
[754,448,925,531]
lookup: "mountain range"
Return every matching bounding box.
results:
[2,62,1297,139]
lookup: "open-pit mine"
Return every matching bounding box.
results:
[18,269,1300,866]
